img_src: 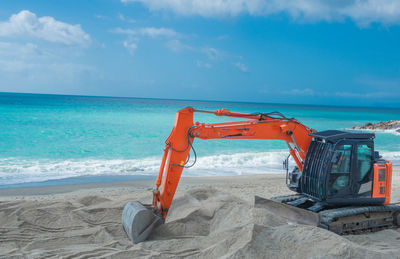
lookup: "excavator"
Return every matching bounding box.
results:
[122,107,400,243]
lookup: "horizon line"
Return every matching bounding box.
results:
[1,91,399,110]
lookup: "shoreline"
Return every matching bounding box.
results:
[0,174,155,190]
[0,173,285,199]
[1,166,399,198]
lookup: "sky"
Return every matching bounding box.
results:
[0,0,400,107]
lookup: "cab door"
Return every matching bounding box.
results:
[353,143,374,198]
[327,140,375,204]
[327,142,354,198]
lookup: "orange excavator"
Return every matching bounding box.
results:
[122,107,400,243]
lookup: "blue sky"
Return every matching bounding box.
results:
[0,0,400,107]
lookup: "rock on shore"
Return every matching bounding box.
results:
[352,120,400,133]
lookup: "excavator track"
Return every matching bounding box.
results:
[320,205,400,235]
[269,194,400,235]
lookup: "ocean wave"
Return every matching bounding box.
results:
[381,151,400,165]
[346,127,400,136]
[382,129,400,136]
[374,128,400,137]
[0,150,399,185]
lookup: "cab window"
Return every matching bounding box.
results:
[357,144,372,182]
[329,144,352,192]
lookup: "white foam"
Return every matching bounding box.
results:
[384,129,400,136]
[0,151,291,185]
[381,151,400,165]
[0,157,160,185]
[0,150,399,185]
[346,127,400,136]
[184,151,293,176]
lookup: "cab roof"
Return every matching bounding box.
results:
[310,130,375,142]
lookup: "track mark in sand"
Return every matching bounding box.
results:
[159,247,201,257]
[78,196,111,206]
[0,232,36,241]
[18,221,83,233]
[72,209,121,227]
[62,247,119,259]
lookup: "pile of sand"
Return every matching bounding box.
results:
[1,177,400,258]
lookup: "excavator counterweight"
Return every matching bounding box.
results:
[122,107,399,243]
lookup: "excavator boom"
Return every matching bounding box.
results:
[154,107,314,217]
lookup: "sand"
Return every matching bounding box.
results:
[0,168,399,259]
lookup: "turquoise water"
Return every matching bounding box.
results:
[1,92,399,186]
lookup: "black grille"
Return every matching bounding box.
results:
[301,140,332,200]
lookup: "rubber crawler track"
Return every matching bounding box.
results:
[269,194,400,235]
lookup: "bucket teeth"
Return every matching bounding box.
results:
[122,201,164,243]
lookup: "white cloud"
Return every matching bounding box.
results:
[113,27,178,38]
[0,59,36,73]
[0,59,97,91]
[113,28,136,35]
[196,60,212,68]
[165,39,192,52]
[279,87,400,98]
[332,91,400,98]
[123,40,138,55]
[0,53,95,85]
[165,42,224,61]
[202,47,223,60]
[94,14,106,20]
[114,26,225,61]
[233,62,248,72]
[0,10,91,46]
[118,13,136,23]
[0,42,50,59]
[141,27,177,38]
[114,27,179,55]
[355,75,400,88]
[217,34,229,40]
[121,0,263,17]
[0,41,95,90]
[283,88,315,96]
[122,0,400,26]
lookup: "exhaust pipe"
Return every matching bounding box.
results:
[122,202,164,243]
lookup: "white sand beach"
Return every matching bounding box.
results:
[1,167,399,258]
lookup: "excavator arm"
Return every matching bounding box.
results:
[154,107,315,218]
[122,107,315,243]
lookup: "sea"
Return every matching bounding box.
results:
[1,92,399,188]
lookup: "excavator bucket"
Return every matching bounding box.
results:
[254,196,320,226]
[122,202,163,243]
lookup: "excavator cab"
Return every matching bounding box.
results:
[297,130,391,207]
